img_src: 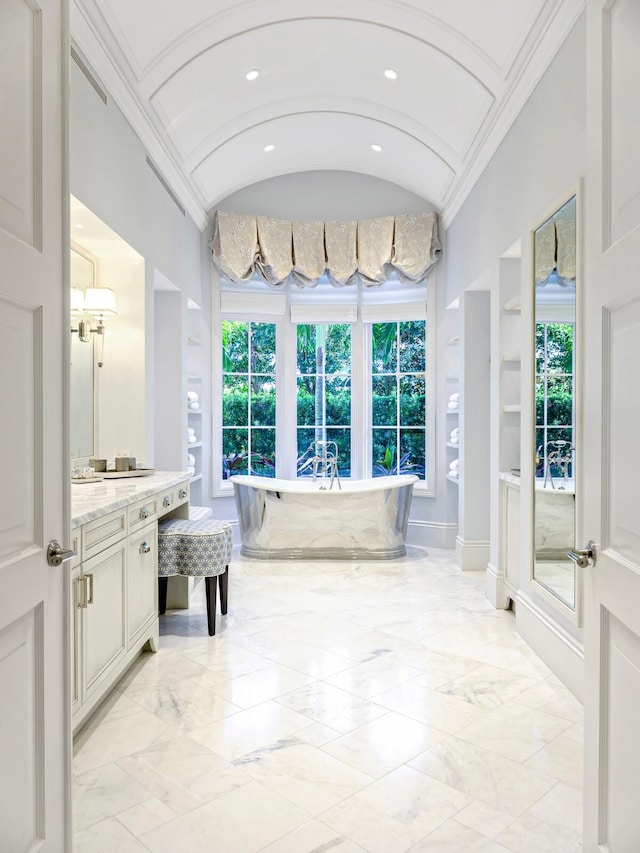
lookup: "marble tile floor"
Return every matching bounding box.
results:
[73,546,584,852]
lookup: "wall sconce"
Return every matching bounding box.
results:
[70,286,118,367]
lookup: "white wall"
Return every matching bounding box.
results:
[205,171,457,547]
[70,57,204,467]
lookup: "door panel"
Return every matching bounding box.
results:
[0,0,69,848]
[584,1,640,848]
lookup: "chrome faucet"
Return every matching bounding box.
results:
[298,440,341,489]
[541,440,574,489]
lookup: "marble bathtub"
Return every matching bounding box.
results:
[231,474,418,560]
[535,481,575,555]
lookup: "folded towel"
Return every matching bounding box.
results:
[188,401,200,410]
[449,392,459,403]
[447,401,459,410]
[449,468,459,479]
[187,465,196,475]
[187,391,199,403]
[187,453,195,465]
[187,427,196,435]
[449,459,459,471]
[188,435,197,444]
[450,436,458,444]
[451,427,459,437]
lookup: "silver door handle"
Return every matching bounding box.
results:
[47,540,76,567]
[567,540,596,568]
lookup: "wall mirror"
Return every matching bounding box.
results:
[532,192,579,617]
[70,245,96,460]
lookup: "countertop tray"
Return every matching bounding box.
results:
[102,468,155,479]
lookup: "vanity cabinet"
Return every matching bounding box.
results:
[71,473,190,733]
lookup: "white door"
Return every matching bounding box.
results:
[0,1,70,850]
[583,1,640,849]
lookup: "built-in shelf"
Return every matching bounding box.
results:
[446,373,460,380]
[187,409,202,415]
[503,297,521,313]
[502,354,521,363]
[503,404,521,413]
[446,474,460,485]
[446,336,460,345]
[187,441,202,449]
[190,473,202,482]
[187,334,202,346]
[446,442,459,449]
[446,408,459,415]
[188,375,201,382]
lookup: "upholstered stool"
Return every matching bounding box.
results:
[158,518,233,635]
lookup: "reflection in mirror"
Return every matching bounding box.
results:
[533,195,577,611]
[70,247,95,459]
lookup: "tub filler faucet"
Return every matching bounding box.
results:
[299,440,341,490]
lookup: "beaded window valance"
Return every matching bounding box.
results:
[210,210,442,288]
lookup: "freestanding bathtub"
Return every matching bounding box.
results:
[535,481,575,555]
[231,474,418,560]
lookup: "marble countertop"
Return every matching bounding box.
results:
[498,471,521,486]
[72,471,190,527]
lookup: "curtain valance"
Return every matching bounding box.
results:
[210,210,442,288]
[535,217,576,287]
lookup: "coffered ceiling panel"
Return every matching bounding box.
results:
[71,0,584,229]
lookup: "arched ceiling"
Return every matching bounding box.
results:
[71,0,584,230]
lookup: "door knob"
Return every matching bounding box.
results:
[567,540,596,568]
[47,540,76,567]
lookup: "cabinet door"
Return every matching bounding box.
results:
[82,540,127,702]
[127,521,158,647]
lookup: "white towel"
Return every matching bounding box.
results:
[447,401,459,411]
[187,453,195,465]
[188,401,200,410]
[187,465,196,475]
[451,427,459,437]
[187,391,199,403]
[187,427,196,435]
[450,435,458,444]
[449,459,459,471]
[188,435,197,444]
[449,392,459,403]
[449,468,459,479]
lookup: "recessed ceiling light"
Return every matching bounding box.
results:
[384,68,398,80]
[245,69,261,81]
[264,144,275,152]
[371,143,383,152]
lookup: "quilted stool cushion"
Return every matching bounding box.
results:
[157,518,233,635]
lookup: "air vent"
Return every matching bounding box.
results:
[70,46,107,104]
[145,156,185,216]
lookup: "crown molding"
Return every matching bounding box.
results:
[71,1,209,231]
[442,0,585,229]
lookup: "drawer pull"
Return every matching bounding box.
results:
[85,573,94,605]
[179,488,187,499]
[163,496,172,507]
[139,541,151,554]
[139,507,150,520]
[76,577,87,609]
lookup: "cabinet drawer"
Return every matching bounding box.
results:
[82,509,126,561]
[128,496,159,533]
[158,482,189,516]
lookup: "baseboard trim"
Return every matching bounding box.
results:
[486,561,511,609]
[407,520,458,550]
[455,536,490,571]
[516,591,584,702]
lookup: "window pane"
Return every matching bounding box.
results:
[222,320,248,372]
[251,429,276,477]
[372,376,396,425]
[535,326,545,374]
[326,428,351,477]
[400,429,425,476]
[535,379,545,425]
[326,377,351,426]
[251,323,277,373]
[296,324,317,374]
[545,428,574,478]
[546,376,573,425]
[223,376,248,426]
[371,323,397,373]
[222,428,248,479]
[297,429,315,475]
[372,428,397,475]
[399,321,425,372]
[536,428,545,476]
[251,376,275,426]
[297,377,316,425]
[545,323,573,373]
[325,324,351,374]
[400,375,425,426]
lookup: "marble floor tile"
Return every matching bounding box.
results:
[260,819,367,852]
[73,762,151,832]
[186,699,315,761]
[72,548,585,850]
[208,661,314,708]
[322,711,447,778]
[140,780,311,853]
[116,734,253,816]
[408,820,513,852]
[409,737,558,817]
[233,739,373,814]
[454,701,573,762]
[275,681,388,734]
[320,765,471,853]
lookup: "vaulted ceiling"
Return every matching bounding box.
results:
[71,0,583,230]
